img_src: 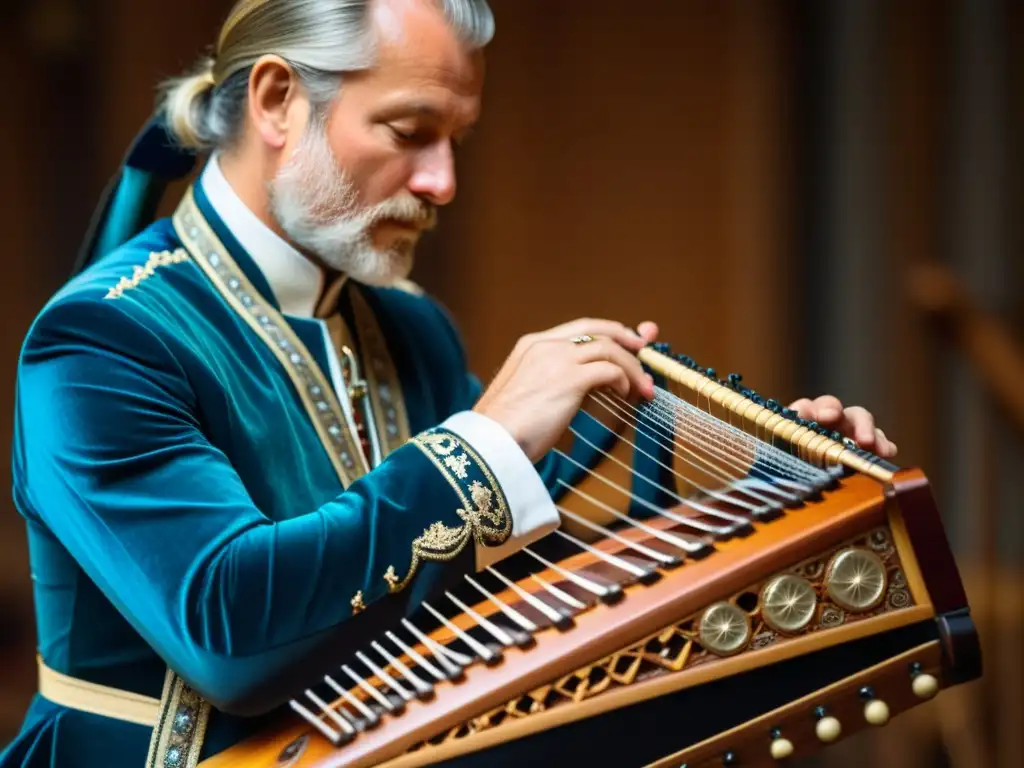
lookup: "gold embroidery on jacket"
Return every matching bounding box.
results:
[395,429,512,592]
[104,249,190,300]
[383,565,400,593]
[445,453,471,479]
[351,591,366,615]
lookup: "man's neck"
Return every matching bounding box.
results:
[216,147,334,276]
[217,149,280,235]
[202,152,329,318]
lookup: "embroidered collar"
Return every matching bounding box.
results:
[199,156,345,318]
[174,188,412,483]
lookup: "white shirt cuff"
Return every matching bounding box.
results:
[441,411,560,569]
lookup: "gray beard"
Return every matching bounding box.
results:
[268,125,426,287]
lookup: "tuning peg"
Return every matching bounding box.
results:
[769,728,794,760]
[859,686,891,726]
[813,706,842,743]
[910,662,940,699]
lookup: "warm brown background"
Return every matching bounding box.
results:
[0,1,1021,766]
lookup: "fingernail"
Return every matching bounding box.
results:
[820,408,840,420]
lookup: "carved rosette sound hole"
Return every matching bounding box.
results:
[412,526,915,752]
[760,575,818,634]
[825,548,888,611]
[698,603,752,656]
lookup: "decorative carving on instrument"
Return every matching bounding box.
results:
[409,526,913,750]
[275,734,309,767]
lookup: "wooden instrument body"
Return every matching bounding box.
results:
[201,467,979,768]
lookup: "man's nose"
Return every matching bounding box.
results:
[407,141,456,206]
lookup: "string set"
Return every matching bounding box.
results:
[288,383,843,746]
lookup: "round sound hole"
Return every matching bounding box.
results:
[760,574,818,633]
[699,602,751,656]
[826,547,887,612]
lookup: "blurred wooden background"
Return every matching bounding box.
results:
[0,0,1020,765]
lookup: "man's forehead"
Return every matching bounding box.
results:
[368,0,485,96]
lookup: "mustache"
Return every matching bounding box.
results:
[365,195,437,231]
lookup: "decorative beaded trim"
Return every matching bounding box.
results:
[173,189,366,487]
[400,428,512,591]
[145,670,210,768]
[351,287,411,457]
[104,249,190,300]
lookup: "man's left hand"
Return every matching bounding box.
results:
[787,395,897,459]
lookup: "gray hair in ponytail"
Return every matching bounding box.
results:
[161,0,494,151]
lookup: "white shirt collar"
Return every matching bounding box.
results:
[200,155,325,317]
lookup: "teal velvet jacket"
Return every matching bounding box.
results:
[0,177,663,767]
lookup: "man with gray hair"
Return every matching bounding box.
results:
[1,1,894,765]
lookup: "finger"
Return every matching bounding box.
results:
[636,321,659,344]
[875,428,898,458]
[788,398,815,420]
[811,395,844,424]
[841,406,877,446]
[488,332,540,391]
[574,338,653,399]
[579,361,631,400]
[575,339,653,399]
[542,318,650,353]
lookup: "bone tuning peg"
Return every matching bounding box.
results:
[912,673,939,699]
[813,706,842,743]
[910,662,940,700]
[769,728,795,760]
[859,686,890,726]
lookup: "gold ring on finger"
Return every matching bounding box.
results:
[570,334,595,345]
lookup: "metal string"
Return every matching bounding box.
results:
[289,383,840,743]
[640,389,831,485]
[593,391,776,494]
[553,439,742,535]
[596,393,815,505]
[609,391,807,492]
[556,481,707,555]
[574,406,776,515]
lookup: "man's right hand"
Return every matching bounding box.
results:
[473,319,660,463]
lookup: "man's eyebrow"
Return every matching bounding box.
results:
[376,102,446,121]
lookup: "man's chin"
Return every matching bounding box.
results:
[375,218,423,235]
[343,253,415,288]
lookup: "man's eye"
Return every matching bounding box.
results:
[389,126,430,145]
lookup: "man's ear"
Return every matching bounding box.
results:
[247,55,308,151]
